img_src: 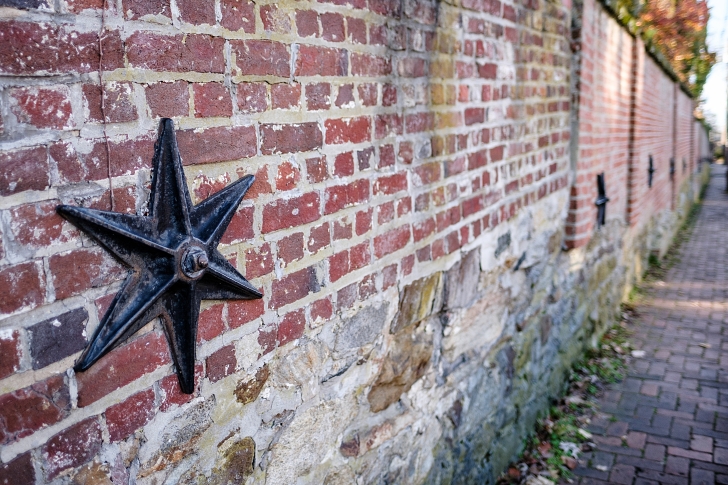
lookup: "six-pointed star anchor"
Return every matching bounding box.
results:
[57,118,262,394]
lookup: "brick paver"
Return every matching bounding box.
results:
[574,165,728,485]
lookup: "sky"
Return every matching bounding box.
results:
[702,0,727,143]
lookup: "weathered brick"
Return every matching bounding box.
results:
[206,344,237,382]
[324,179,370,215]
[374,225,411,258]
[272,83,301,110]
[306,156,328,183]
[262,192,320,233]
[277,309,306,346]
[0,329,21,379]
[334,151,355,177]
[83,82,138,124]
[380,261,401,288]
[359,274,377,299]
[413,217,436,242]
[232,40,290,77]
[194,83,232,118]
[351,53,391,76]
[29,308,88,369]
[478,62,498,79]
[197,303,225,343]
[261,4,292,33]
[329,250,350,282]
[271,267,320,309]
[325,116,371,144]
[76,331,170,407]
[335,84,355,108]
[350,242,371,271]
[414,162,441,186]
[296,10,320,37]
[278,233,305,264]
[0,452,35,485]
[0,22,122,75]
[379,202,396,225]
[0,375,70,445]
[229,298,265,329]
[106,388,155,442]
[43,418,102,480]
[306,83,331,111]
[357,146,375,170]
[177,0,215,24]
[356,209,373,235]
[374,172,408,195]
[145,81,189,118]
[347,17,367,44]
[275,161,301,191]
[177,125,257,165]
[464,107,485,125]
[158,365,203,411]
[0,261,46,315]
[380,144,396,167]
[127,32,224,73]
[321,12,345,42]
[336,282,358,310]
[333,218,353,240]
[258,324,277,355]
[122,0,170,19]
[357,83,378,106]
[405,112,435,133]
[311,297,333,325]
[236,82,268,114]
[221,0,255,32]
[81,135,156,177]
[219,205,255,245]
[375,113,403,139]
[261,123,323,154]
[295,45,348,76]
[11,86,73,129]
[50,248,124,301]
[0,146,49,196]
[490,145,505,162]
[49,141,83,184]
[244,242,274,279]
[308,223,331,253]
[9,201,68,249]
[468,149,488,170]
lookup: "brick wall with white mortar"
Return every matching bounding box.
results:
[0,0,710,483]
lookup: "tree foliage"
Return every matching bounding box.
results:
[607,0,716,97]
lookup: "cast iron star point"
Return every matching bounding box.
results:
[57,118,262,394]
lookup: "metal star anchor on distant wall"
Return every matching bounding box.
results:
[57,119,262,394]
[595,172,609,227]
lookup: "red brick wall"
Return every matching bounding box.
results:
[0,0,571,480]
[567,0,700,244]
[0,0,709,481]
[629,40,678,226]
[566,0,633,247]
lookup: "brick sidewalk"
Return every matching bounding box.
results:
[574,165,728,485]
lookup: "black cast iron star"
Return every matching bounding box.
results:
[57,118,262,394]
[595,172,609,227]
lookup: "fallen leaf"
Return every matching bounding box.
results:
[631,350,646,358]
[562,456,578,470]
[525,476,553,485]
[699,343,711,349]
[595,465,608,472]
[566,395,585,405]
[577,428,593,440]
